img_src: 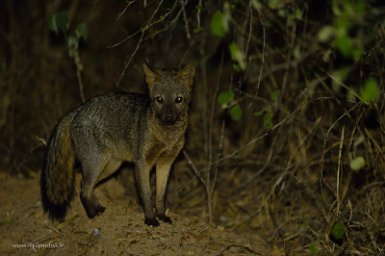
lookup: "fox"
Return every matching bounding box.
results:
[40,64,195,227]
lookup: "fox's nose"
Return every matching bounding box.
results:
[163,115,176,125]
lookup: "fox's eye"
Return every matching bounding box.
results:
[175,97,183,103]
[155,96,163,104]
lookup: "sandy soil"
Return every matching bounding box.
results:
[0,172,270,256]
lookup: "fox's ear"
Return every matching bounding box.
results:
[178,64,195,89]
[143,64,159,86]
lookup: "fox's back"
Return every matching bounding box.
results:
[70,92,149,160]
[73,92,148,124]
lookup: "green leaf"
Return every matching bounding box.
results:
[331,68,349,92]
[218,91,235,108]
[294,8,303,20]
[270,90,280,101]
[250,0,262,10]
[335,34,353,58]
[318,26,334,42]
[322,49,332,62]
[350,156,365,171]
[351,45,363,61]
[67,36,78,49]
[332,0,342,16]
[229,43,246,70]
[268,0,285,9]
[353,0,366,16]
[347,88,357,103]
[210,11,228,37]
[263,111,273,129]
[254,109,265,117]
[361,78,380,104]
[67,36,78,58]
[75,23,88,41]
[309,243,318,256]
[293,46,301,60]
[230,104,242,121]
[353,135,365,148]
[193,27,203,34]
[331,220,345,240]
[49,12,69,34]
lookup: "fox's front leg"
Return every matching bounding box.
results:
[155,153,175,224]
[135,161,159,227]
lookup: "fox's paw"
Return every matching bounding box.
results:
[145,217,160,227]
[80,195,106,219]
[85,205,105,219]
[157,214,172,224]
[95,205,106,215]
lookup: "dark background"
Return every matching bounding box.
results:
[1,0,384,254]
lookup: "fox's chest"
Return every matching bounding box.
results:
[143,129,185,165]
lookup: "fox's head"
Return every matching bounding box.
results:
[143,64,195,126]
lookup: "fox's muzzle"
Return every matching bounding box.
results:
[158,104,179,125]
[162,115,177,125]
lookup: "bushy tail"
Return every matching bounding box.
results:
[41,112,76,221]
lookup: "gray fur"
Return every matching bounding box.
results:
[40,64,195,226]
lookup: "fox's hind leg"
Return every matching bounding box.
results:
[80,158,105,218]
[80,154,119,218]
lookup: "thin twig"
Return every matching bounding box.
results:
[249,4,265,107]
[244,0,253,57]
[181,0,191,39]
[115,0,166,87]
[205,53,225,224]
[110,0,178,49]
[108,30,141,49]
[336,126,345,219]
[76,62,85,103]
[116,0,137,20]
[252,26,265,103]
[321,104,358,181]
[213,118,287,164]
[115,31,145,87]
[143,7,183,41]
[196,0,202,31]
[182,150,205,187]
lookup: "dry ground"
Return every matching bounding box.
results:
[0,172,270,256]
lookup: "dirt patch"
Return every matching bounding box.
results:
[0,172,269,255]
